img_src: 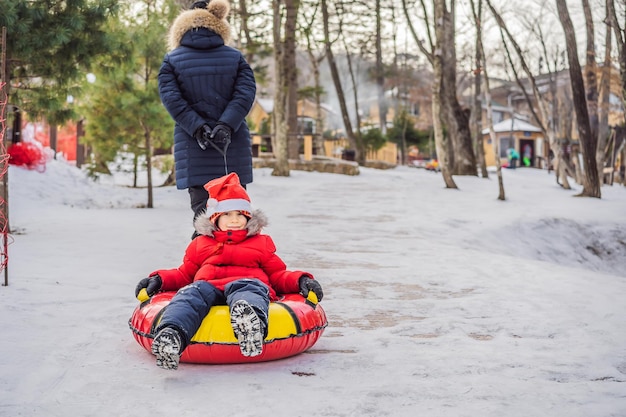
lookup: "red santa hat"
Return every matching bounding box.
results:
[204,173,252,224]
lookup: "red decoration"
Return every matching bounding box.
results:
[7,142,48,172]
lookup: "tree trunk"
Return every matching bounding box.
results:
[470,0,504,198]
[237,0,256,63]
[312,58,325,155]
[49,123,58,159]
[597,3,612,182]
[434,0,457,188]
[342,36,366,164]
[556,89,573,188]
[582,0,599,152]
[320,0,359,160]
[375,0,387,134]
[142,122,154,209]
[440,0,477,176]
[285,0,299,160]
[556,0,601,197]
[302,8,326,156]
[472,0,488,178]
[607,0,626,113]
[271,0,290,176]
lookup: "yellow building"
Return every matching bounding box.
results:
[247,97,398,165]
[482,118,544,167]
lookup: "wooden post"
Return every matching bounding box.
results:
[303,135,312,161]
[1,26,8,286]
[49,123,57,159]
[76,119,85,168]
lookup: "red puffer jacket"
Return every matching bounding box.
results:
[152,228,310,301]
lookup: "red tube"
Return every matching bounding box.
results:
[129,292,327,364]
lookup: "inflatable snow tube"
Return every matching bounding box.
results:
[129,292,327,364]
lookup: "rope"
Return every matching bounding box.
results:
[207,137,231,175]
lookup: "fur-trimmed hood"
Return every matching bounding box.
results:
[167,0,232,50]
[194,209,268,238]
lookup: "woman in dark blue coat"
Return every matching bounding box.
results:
[158,0,256,229]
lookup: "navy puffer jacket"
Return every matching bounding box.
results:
[158,0,256,189]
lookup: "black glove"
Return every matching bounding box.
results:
[299,276,323,301]
[210,123,232,146]
[194,124,212,150]
[135,274,163,298]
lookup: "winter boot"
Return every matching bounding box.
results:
[230,300,265,357]
[151,327,183,370]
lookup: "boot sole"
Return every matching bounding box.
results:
[151,331,181,370]
[230,301,264,357]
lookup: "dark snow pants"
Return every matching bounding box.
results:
[155,279,270,348]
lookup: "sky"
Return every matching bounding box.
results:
[1,158,625,417]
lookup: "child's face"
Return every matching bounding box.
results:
[216,210,248,231]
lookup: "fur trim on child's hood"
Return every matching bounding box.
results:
[167,0,231,51]
[194,209,268,238]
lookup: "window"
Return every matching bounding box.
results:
[297,117,316,134]
[609,93,623,111]
[499,136,514,158]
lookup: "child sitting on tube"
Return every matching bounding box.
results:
[135,173,323,370]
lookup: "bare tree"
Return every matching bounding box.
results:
[300,1,327,156]
[284,0,299,161]
[401,0,457,188]
[486,0,574,189]
[582,0,599,154]
[402,0,476,177]
[374,0,388,134]
[341,33,363,145]
[470,0,489,178]
[556,0,601,197]
[470,0,506,199]
[597,0,613,182]
[606,0,626,185]
[390,3,409,165]
[607,0,626,111]
[272,0,290,176]
[230,0,272,85]
[432,0,458,188]
[440,0,477,177]
[320,0,360,161]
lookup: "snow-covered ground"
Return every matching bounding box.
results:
[1,160,625,417]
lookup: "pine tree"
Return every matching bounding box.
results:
[79,0,176,207]
[0,0,119,124]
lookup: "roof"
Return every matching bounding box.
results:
[482,118,542,135]
[255,97,336,116]
[256,98,274,113]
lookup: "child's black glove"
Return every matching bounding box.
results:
[135,274,162,298]
[298,276,323,301]
[194,124,212,150]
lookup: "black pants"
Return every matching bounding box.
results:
[188,186,209,222]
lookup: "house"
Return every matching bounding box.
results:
[482,118,544,167]
[247,97,398,164]
[467,65,625,147]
